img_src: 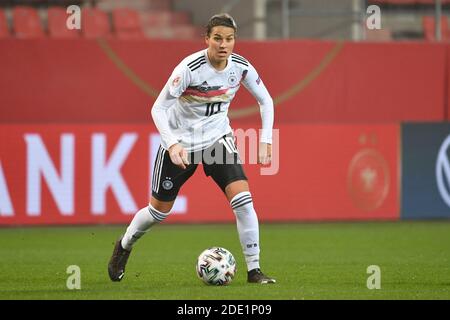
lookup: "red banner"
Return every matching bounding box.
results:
[447,44,450,120]
[0,124,400,225]
[0,39,446,124]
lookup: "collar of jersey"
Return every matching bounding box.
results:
[203,49,232,74]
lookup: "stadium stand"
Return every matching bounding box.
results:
[48,6,80,38]
[146,0,172,10]
[140,9,197,39]
[97,0,171,11]
[81,7,112,39]
[140,10,173,27]
[12,6,45,38]
[171,24,200,39]
[423,15,450,41]
[366,27,393,41]
[2,1,198,40]
[170,11,191,25]
[2,0,447,41]
[0,9,10,38]
[371,0,450,4]
[112,7,145,39]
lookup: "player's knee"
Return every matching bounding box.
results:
[225,180,249,202]
[149,197,175,214]
[147,204,171,224]
[230,191,254,213]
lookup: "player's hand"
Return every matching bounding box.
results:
[168,143,190,170]
[258,142,272,165]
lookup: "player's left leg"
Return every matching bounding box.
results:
[203,134,276,284]
[225,180,276,284]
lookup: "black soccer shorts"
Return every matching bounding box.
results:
[151,133,248,202]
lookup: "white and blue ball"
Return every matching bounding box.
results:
[196,247,236,285]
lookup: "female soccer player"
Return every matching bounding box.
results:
[109,13,276,284]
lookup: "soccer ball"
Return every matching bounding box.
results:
[196,247,237,285]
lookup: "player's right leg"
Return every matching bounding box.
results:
[107,197,174,282]
[108,145,197,282]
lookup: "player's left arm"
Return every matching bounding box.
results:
[242,63,274,165]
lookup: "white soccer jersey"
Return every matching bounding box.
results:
[151,49,274,153]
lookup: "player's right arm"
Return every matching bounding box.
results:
[151,63,191,169]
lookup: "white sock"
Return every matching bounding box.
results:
[230,191,261,271]
[121,204,169,250]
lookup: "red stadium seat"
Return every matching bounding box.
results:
[147,0,172,10]
[13,6,45,38]
[0,9,10,38]
[82,8,111,39]
[171,25,200,39]
[112,8,144,39]
[48,6,80,39]
[170,12,191,25]
[366,27,393,42]
[423,16,450,41]
[144,25,200,40]
[140,11,191,27]
[144,25,171,39]
[140,10,194,39]
[371,0,450,4]
[140,11,172,27]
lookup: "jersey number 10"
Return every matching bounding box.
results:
[205,102,222,117]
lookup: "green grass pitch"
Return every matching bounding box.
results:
[0,221,449,300]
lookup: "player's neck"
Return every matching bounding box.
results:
[206,49,228,71]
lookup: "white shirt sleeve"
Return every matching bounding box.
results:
[151,63,191,149]
[242,63,274,144]
[168,62,191,98]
